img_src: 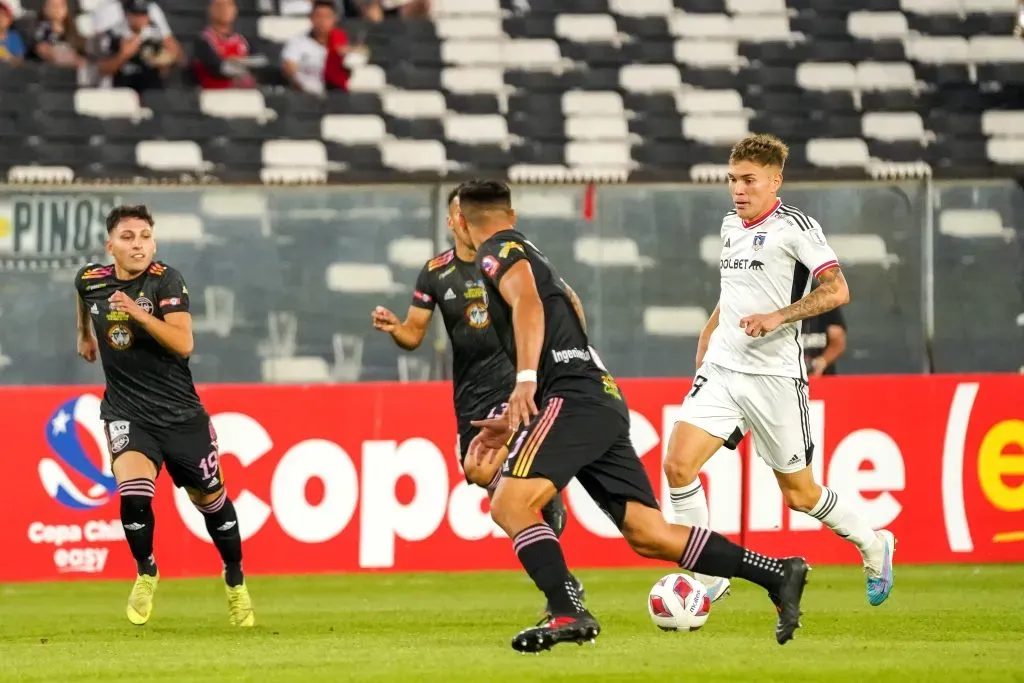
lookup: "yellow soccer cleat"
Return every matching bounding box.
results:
[126,573,159,626]
[226,583,255,627]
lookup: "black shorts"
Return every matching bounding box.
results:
[504,396,659,527]
[455,402,507,477]
[104,413,223,493]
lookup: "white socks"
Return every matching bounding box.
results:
[669,480,709,527]
[809,487,879,554]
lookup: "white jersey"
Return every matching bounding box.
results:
[703,199,840,380]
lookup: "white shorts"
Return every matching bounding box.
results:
[676,362,813,474]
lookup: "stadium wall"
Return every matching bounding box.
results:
[3,375,1022,582]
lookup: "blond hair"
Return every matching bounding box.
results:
[730,134,789,170]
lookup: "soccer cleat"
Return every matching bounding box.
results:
[226,582,255,627]
[512,612,600,653]
[544,575,585,615]
[774,558,810,645]
[126,573,159,626]
[864,530,896,607]
[696,574,732,603]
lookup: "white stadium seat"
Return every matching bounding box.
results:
[75,88,143,119]
[848,11,909,40]
[432,0,501,16]
[670,13,733,39]
[321,115,387,145]
[441,40,501,67]
[8,166,75,183]
[565,116,630,142]
[326,263,404,293]
[939,209,1006,239]
[136,141,205,171]
[387,237,435,268]
[262,140,327,168]
[609,0,673,16]
[683,114,750,145]
[675,89,744,115]
[857,62,916,91]
[261,357,330,384]
[380,139,447,172]
[563,91,624,117]
[574,237,654,267]
[257,15,308,43]
[904,36,969,64]
[565,141,633,169]
[899,0,961,13]
[347,65,387,93]
[862,112,926,142]
[619,64,682,93]
[726,0,786,13]
[502,39,563,69]
[797,62,857,92]
[986,138,1024,165]
[732,16,792,42]
[674,40,741,68]
[555,14,619,43]
[434,16,502,39]
[200,90,272,121]
[643,306,709,337]
[828,234,894,266]
[383,90,447,118]
[441,67,505,94]
[981,111,1024,137]
[806,138,870,168]
[968,36,1024,63]
[151,214,205,243]
[443,114,509,144]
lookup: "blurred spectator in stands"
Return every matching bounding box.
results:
[802,284,847,377]
[31,0,86,68]
[0,1,26,64]
[91,0,181,57]
[358,0,430,21]
[281,0,367,96]
[192,0,259,88]
[1015,0,1023,38]
[98,0,181,92]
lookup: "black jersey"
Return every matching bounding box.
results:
[801,305,846,376]
[97,23,167,91]
[412,249,514,425]
[75,260,204,427]
[476,229,625,411]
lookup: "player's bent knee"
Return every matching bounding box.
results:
[663,422,720,486]
[490,477,557,533]
[780,486,819,513]
[112,451,157,481]
[775,468,821,512]
[189,486,226,509]
[463,457,501,489]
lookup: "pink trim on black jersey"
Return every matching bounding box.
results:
[741,198,782,230]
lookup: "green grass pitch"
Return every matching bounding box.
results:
[1,564,1022,682]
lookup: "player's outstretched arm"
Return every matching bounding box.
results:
[561,279,587,333]
[75,296,98,363]
[695,302,720,369]
[498,260,544,427]
[776,266,850,324]
[372,305,432,351]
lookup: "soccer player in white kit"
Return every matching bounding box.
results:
[664,134,896,608]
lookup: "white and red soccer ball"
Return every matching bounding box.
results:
[647,573,712,631]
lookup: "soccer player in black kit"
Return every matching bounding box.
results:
[371,186,585,609]
[74,204,254,627]
[454,181,810,652]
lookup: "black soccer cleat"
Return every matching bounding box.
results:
[544,574,585,615]
[775,557,810,645]
[512,612,601,654]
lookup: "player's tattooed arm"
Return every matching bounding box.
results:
[776,267,850,324]
[561,279,587,333]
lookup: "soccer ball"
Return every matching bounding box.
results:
[647,573,711,632]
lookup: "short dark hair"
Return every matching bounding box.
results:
[457,180,512,209]
[311,0,336,11]
[446,183,466,207]
[106,204,155,234]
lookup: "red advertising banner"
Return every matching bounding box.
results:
[2,376,1022,582]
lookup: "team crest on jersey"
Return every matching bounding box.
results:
[428,250,455,271]
[135,296,153,314]
[106,324,133,350]
[481,255,500,278]
[499,241,524,259]
[752,233,767,251]
[465,301,489,329]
